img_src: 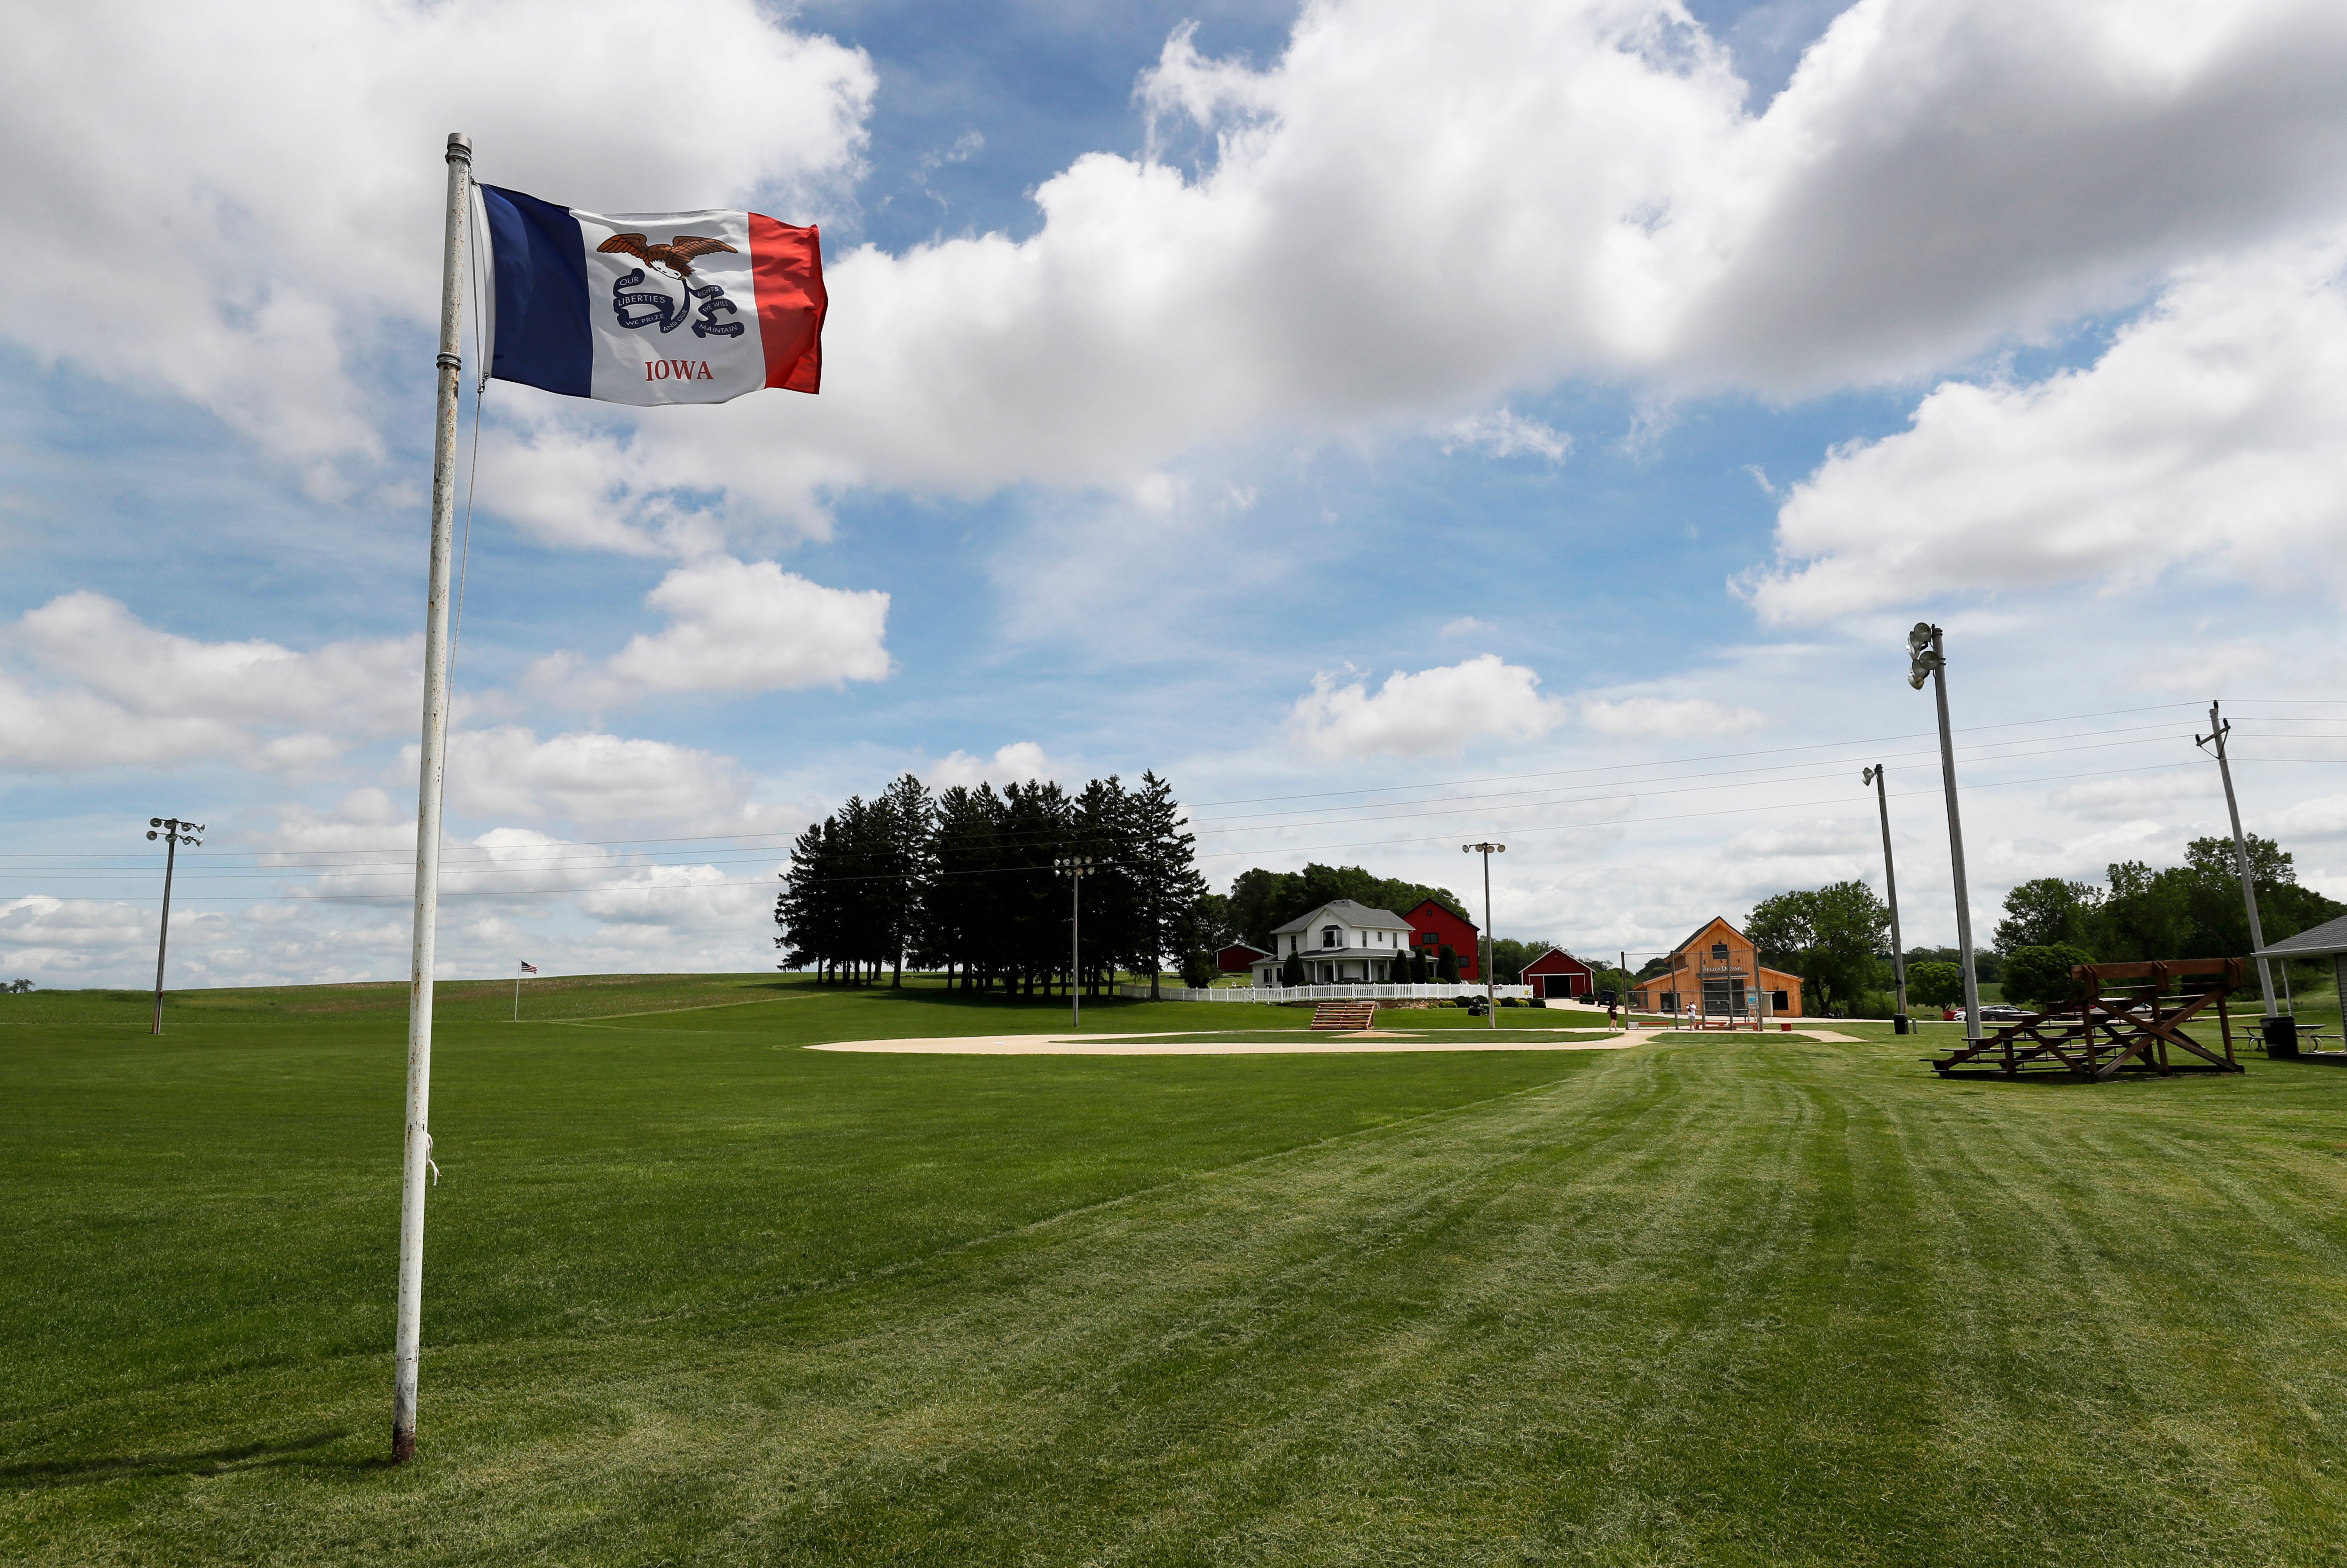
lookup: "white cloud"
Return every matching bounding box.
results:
[1441,617,1495,638]
[1580,696,1765,738]
[1290,655,1567,760]
[2047,772,2221,821]
[0,0,873,494]
[17,0,2347,546]
[424,725,788,834]
[578,861,769,932]
[2268,793,2347,842]
[0,593,416,774]
[0,896,153,972]
[1748,240,2347,622]
[528,556,890,706]
[1727,820,1873,858]
[1439,408,1573,463]
[929,742,1055,790]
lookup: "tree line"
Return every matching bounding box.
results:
[1986,833,2341,1005]
[774,771,1207,997]
[1741,833,2342,1016]
[1217,863,1469,952]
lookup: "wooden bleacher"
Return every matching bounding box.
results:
[1310,1001,1377,1032]
[1928,959,2244,1081]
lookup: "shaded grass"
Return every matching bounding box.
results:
[5,976,2347,1563]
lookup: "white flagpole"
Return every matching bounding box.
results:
[393,129,473,1466]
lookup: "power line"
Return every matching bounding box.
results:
[2,725,2288,886]
[43,755,2237,904]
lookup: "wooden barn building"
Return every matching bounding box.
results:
[1627,916,1804,1018]
[1521,947,1598,1000]
[1403,898,1481,981]
[1216,942,1273,974]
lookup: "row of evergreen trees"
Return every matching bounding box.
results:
[774,771,1207,996]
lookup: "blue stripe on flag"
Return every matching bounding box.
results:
[481,185,591,398]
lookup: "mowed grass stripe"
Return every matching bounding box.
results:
[5,979,2347,1565]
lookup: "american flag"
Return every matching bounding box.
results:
[519,962,538,975]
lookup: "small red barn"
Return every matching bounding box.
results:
[1521,947,1596,1000]
[1216,941,1273,974]
[1404,898,1481,981]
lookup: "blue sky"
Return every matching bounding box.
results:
[6,0,2347,986]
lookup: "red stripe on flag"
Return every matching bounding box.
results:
[748,216,826,394]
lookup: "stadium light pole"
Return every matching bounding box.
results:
[1908,623,1981,1041]
[2196,701,2280,1022]
[145,817,203,1036]
[1462,843,1505,1028]
[1861,766,1909,1031]
[1056,856,1093,1030]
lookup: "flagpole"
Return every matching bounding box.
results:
[513,965,522,1022]
[393,129,472,1466]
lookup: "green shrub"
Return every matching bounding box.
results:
[1907,961,1963,1008]
[2003,943,2096,1008]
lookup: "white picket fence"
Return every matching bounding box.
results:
[1114,981,1534,1004]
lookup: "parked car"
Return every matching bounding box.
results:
[1978,1003,2028,1022]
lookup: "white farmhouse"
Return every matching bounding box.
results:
[1252,900,1418,985]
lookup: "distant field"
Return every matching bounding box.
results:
[5,974,2346,1565]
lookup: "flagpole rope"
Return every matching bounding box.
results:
[449,178,490,688]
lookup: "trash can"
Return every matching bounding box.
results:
[2263,1015,2299,1057]
[1892,1014,1912,1035]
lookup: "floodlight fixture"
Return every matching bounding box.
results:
[1461,843,1507,1026]
[1906,622,1980,1040]
[1906,621,1941,690]
[143,814,203,1036]
[1055,857,1096,1028]
[1861,764,1908,1028]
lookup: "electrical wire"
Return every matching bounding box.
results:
[0,716,2254,873]
[46,754,2245,903]
[13,702,2347,900]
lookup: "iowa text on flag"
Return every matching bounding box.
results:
[479,186,824,405]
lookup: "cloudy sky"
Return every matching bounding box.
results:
[7,0,2347,988]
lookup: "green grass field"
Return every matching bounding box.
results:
[7,976,2347,1565]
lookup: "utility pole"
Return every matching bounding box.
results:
[1462,843,1505,1027]
[145,817,203,1035]
[1908,624,1981,1041]
[2197,701,2279,1021]
[393,129,472,1468]
[1056,856,1093,1030]
[1862,765,1910,1030]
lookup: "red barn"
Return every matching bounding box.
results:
[1521,947,1597,1000]
[1216,942,1273,974]
[1404,898,1480,981]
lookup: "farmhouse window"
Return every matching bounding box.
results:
[1322,926,1339,948]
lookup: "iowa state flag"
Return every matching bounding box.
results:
[479,185,824,405]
